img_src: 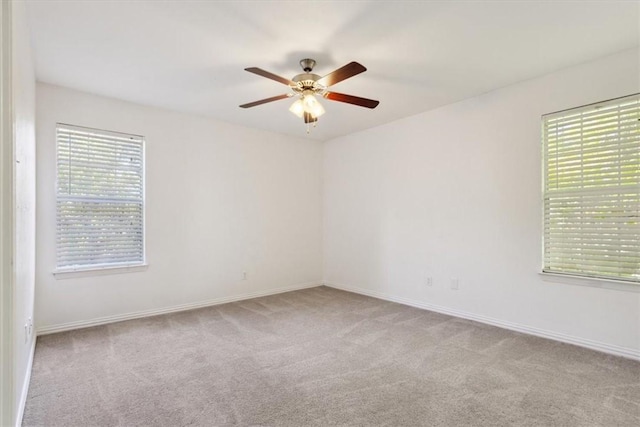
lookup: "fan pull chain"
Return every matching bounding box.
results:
[305,120,319,134]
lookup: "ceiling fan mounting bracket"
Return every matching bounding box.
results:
[299,58,316,73]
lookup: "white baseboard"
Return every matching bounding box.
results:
[15,337,35,427]
[37,281,322,336]
[324,282,640,361]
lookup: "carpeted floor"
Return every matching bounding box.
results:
[23,286,639,426]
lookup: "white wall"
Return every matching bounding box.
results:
[36,84,323,330]
[323,49,640,356]
[12,0,36,424]
[33,47,639,359]
[0,3,13,425]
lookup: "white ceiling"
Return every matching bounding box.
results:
[26,1,639,141]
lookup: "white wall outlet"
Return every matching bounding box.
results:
[24,323,28,343]
[28,317,33,336]
[451,278,459,290]
[425,276,433,286]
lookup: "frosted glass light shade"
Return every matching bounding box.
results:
[303,94,325,117]
[290,94,326,119]
[289,99,304,118]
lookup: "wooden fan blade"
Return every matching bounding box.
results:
[316,62,366,87]
[239,94,291,108]
[325,92,379,109]
[245,67,295,86]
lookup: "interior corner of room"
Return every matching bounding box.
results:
[2,1,639,426]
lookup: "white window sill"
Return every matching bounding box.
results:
[54,263,148,280]
[539,272,640,293]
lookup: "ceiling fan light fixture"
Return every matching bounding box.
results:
[289,99,304,118]
[290,93,325,119]
[302,92,325,117]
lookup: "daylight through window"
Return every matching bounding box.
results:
[542,94,640,283]
[55,124,145,271]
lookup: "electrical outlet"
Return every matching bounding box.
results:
[24,323,28,343]
[451,278,459,290]
[425,276,433,286]
[28,317,33,337]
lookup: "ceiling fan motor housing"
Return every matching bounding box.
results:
[291,59,326,94]
[292,73,324,92]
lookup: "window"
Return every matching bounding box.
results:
[542,94,639,283]
[56,124,145,272]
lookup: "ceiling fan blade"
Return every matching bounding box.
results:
[316,62,367,87]
[325,92,379,109]
[245,67,296,86]
[239,94,291,108]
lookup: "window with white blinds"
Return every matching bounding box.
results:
[56,124,145,271]
[542,94,640,283]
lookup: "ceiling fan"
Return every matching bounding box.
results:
[240,58,379,130]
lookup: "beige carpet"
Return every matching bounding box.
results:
[23,286,639,426]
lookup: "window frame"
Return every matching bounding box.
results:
[540,94,640,291]
[53,123,147,278]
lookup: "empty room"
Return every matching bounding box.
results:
[1,0,639,426]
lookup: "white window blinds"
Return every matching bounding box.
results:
[56,124,145,271]
[542,94,640,283]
